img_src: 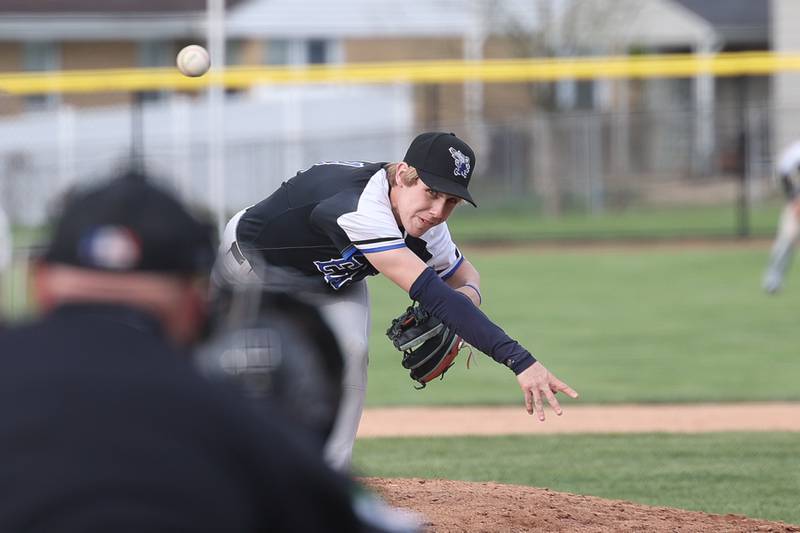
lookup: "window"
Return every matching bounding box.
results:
[23,42,60,110]
[265,39,291,65]
[138,41,171,102]
[264,39,341,66]
[307,39,327,64]
[139,41,171,68]
[575,81,594,110]
[226,40,242,67]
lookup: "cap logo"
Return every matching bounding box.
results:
[78,225,141,270]
[449,147,470,180]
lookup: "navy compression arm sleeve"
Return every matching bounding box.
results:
[409,268,536,375]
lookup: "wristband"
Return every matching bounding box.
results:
[462,283,482,305]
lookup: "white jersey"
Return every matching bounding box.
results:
[236,161,464,291]
[777,140,800,177]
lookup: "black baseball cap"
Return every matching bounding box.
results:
[43,171,216,275]
[403,131,477,207]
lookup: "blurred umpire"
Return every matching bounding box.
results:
[0,171,395,533]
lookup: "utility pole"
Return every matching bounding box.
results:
[207,0,227,235]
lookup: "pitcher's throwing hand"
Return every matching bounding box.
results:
[517,362,579,421]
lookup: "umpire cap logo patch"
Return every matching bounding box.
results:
[449,147,471,180]
[78,225,142,270]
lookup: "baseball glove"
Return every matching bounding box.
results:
[386,302,465,389]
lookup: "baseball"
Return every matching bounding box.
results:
[176,45,210,77]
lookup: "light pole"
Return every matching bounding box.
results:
[207,0,227,235]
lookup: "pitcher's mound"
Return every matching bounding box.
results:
[363,477,799,532]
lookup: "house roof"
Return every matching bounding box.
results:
[671,0,769,47]
[0,0,243,13]
[0,0,244,40]
[624,0,718,49]
[559,0,717,51]
[0,0,539,42]
[226,0,541,39]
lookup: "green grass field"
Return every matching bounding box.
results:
[446,202,782,242]
[359,242,800,525]
[365,244,799,406]
[354,433,800,525]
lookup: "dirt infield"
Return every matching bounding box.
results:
[357,402,800,437]
[358,403,800,532]
[363,477,799,532]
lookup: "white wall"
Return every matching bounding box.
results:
[0,84,413,225]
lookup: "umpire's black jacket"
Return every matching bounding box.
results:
[0,303,362,533]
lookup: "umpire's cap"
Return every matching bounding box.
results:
[43,171,216,275]
[403,131,477,206]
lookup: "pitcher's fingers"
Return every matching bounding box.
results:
[543,387,563,415]
[524,389,533,415]
[555,380,580,399]
[532,389,545,421]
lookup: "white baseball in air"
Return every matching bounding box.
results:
[176,45,211,77]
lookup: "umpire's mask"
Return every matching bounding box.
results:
[196,280,344,448]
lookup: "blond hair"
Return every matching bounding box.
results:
[385,163,419,187]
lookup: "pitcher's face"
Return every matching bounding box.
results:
[391,166,461,237]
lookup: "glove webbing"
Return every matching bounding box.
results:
[402,326,457,371]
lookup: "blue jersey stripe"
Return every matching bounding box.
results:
[441,255,464,280]
[360,243,407,254]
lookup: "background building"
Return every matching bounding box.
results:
[0,0,782,227]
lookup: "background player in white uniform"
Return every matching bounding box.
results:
[0,205,10,323]
[763,139,800,293]
[214,132,579,471]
